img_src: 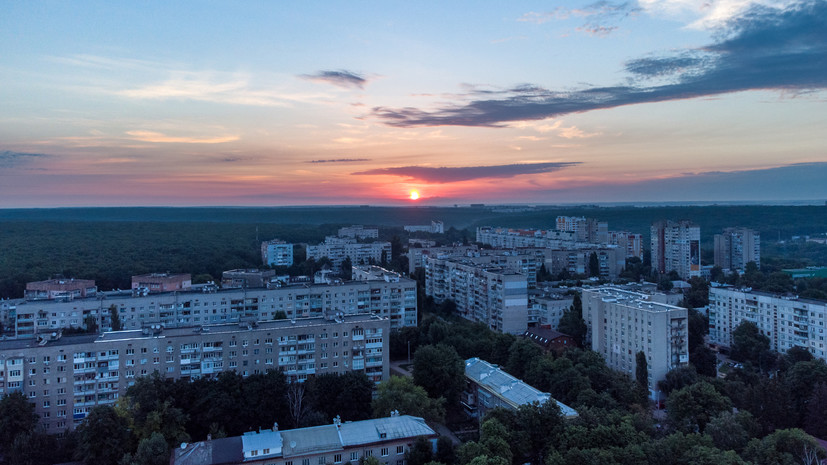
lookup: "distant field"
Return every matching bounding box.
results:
[1,205,825,298]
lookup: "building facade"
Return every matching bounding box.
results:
[174,414,436,465]
[651,220,701,279]
[714,228,760,272]
[530,294,574,329]
[1,277,417,339]
[221,269,276,289]
[25,279,97,301]
[708,287,826,360]
[544,247,625,279]
[607,231,644,259]
[132,273,192,294]
[583,288,689,399]
[337,225,379,240]
[425,256,528,334]
[475,227,575,249]
[0,314,390,433]
[261,240,294,267]
[306,237,391,269]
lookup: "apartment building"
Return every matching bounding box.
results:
[475,227,575,249]
[424,256,528,334]
[543,247,625,279]
[174,414,436,465]
[463,358,577,419]
[607,231,644,259]
[25,279,97,301]
[221,269,276,289]
[0,313,389,433]
[337,225,379,240]
[306,237,391,269]
[261,240,294,267]
[1,277,417,338]
[583,288,689,399]
[555,216,608,244]
[403,220,444,234]
[714,228,760,272]
[651,220,701,279]
[132,273,192,294]
[406,244,479,274]
[531,293,574,329]
[708,287,826,360]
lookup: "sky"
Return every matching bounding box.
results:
[1,0,826,207]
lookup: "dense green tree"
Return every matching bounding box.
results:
[6,431,61,465]
[743,428,826,465]
[588,252,600,277]
[666,381,732,433]
[340,256,352,280]
[435,436,456,465]
[83,314,98,333]
[120,432,169,465]
[740,376,797,435]
[412,344,465,404]
[407,436,434,465]
[372,376,445,423]
[505,338,544,380]
[558,293,587,346]
[0,392,39,454]
[110,305,122,331]
[456,441,487,465]
[635,351,650,403]
[730,321,771,366]
[479,419,513,464]
[305,371,373,422]
[704,411,756,453]
[75,405,134,465]
[805,382,827,439]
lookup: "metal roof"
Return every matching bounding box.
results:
[465,357,578,418]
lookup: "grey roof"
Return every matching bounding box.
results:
[465,358,578,418]
[339,415,435,446]
[279,425,343,457]
[174,436,242,465]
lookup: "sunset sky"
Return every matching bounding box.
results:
[1,1,826,207]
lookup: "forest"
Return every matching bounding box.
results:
[2,205,827,299]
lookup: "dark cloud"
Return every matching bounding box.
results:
[301,70,368,89]
[375,1,827,127]
[0,150,52,167]
[308,158,372,164]
[353,162,579,183]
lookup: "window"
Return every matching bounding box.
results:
[396,446,404,454]
[364,450,373,457]
[334,454,342,463]
[318,457,326,464]
[350,452,358,461]
[381,447,388,456]
[302,460,310,465]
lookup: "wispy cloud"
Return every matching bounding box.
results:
[300,70,369,89]
[307,158,372,164]
[0,150,53,167]
[519,1,639,35]
[353,162,579,183]
[126,131,239,144]
[375,1,827,127]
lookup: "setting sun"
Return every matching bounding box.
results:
[409,190,420,200]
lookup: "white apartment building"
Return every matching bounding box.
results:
[476,227,576,249]
[306,237,391,269]
[708,287,826,360]
[261,240,294,267]
[531,294,574,329]
[406,244,479,274]
[1,277,417,338]
[607,231,644,259]
[555,217,608,244]
[651,220,701,279]
[337,225,379,240]
[583,288,689,400]
[714,228,760,272]
[0,313,390,433]
[425,256,528,334]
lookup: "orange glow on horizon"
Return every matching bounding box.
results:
[409,190,420,200]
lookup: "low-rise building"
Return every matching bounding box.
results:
[463,358,577,419]
[307,237,391,269]
[583,287,689,400]
[174,414,436,465]
[132,273,192,294]
[523,326,577,352]
[708,287,827,360]
[24,279,97,301]
[0,313,390,432]
[476,227,575,249]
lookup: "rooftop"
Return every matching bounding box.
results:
[465,358,577,418]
